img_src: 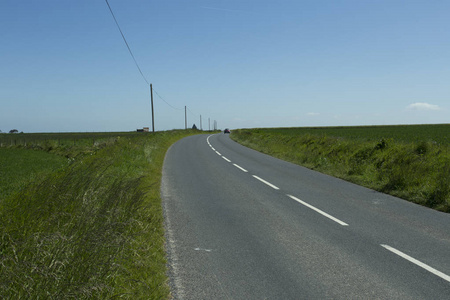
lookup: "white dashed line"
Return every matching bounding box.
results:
[206,134,450,289]
[222,156,231,162]
[286,194,349,226]
[209,137,346,226]
[233,164,248,173]
[381,244,450,283]
[252,175,280,190]
[194,247,212,252]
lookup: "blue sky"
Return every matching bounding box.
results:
[1,0,449,132]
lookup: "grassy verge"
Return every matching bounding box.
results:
[0,130,201,299]
[231,125,450,212]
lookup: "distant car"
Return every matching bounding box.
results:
[224,128,230,134]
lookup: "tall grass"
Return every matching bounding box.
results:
[231,125,450,212]
[0,130,200,298]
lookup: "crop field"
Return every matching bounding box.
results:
[0,129,202,299]
[231,124,450,212]
[251,124,450,145]
[0,148,67,200]
[0,131,145,149]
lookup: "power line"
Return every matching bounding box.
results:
[104,1,214,131]
[153,89,184,111]
[105,0,149,85]
[187,107,198,117]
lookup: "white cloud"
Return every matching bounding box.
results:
[407,102,441,111]
[307,112,320,116]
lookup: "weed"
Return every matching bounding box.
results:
[415,141,428,155]
[375,138,388,150]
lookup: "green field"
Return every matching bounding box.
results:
[247,124,450,144]
[231,124,450,212]
[0,130,203,299]
[0,148,67,200]
[0,131,145,155]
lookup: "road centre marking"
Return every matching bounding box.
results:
[222,156,231,162]
[233,164,248,172]
[252,175,280,190]
[286,194,349,226]
[208,137,345,226]
[381,244,450,283]
[194,247,212,252]
[206,135,450,286]
[206,136,449,284]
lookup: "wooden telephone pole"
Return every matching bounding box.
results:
[185,106,187,129]
[150,84,155,132]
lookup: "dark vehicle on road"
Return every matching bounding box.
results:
[224,128,230,134]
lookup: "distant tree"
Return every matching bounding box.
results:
[192,124,198,130]
[9,129,18,134]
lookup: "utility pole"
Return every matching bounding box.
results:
[209,118,210,131]
[200,115,202,131]
[150,84,155,132]
[185,106,187,130]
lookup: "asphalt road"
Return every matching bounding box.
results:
[161,133,450,299]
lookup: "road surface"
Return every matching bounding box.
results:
[161,133,450,299]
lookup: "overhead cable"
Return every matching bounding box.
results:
[153,89,184,111]
[105,0,150,85]
[187,107,199,117]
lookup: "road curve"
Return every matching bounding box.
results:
[162,133,450,299]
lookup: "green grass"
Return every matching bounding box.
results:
[0,148,68,200]
[0,131,144,146]
[231,124,450,212]
[252,124,450,144]
[0,130,202,299]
